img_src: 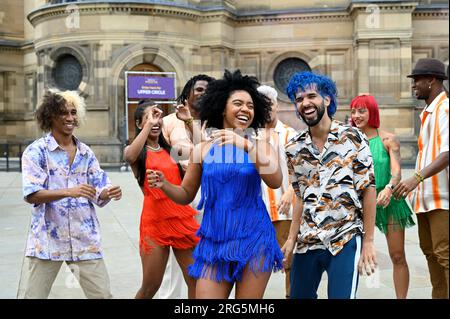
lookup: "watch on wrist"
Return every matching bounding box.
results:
[385,183,394,191]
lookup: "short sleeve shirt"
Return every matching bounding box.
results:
[411,92,449,213]
[22,133,111,261]
[285,120,375,255]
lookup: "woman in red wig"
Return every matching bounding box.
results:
[350,94,415,299]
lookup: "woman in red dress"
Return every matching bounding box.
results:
[124,101,199,299]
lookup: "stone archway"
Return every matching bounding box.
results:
[109,45,185,145]
[130,63,161,73]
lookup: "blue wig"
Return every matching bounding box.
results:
[286,71,338,117]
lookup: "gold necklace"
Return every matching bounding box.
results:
[146,144,161,151]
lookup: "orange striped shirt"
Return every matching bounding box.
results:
[411,92,449,213]
[260,120,297,221]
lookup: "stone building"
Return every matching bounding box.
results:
[0,0,448,165]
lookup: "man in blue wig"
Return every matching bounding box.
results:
[281,71,378,299]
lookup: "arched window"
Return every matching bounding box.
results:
[52,54,83,90]
[273,58,311,95]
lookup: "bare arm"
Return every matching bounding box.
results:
[209,130,282,189]
[362,186,376,242]
[159,162,202,205]
[393,151,449,199]
[123,106,162,165]
[188,120,203,145]
[286,198,303,243]
[385,133,402,186]
[419,151,449,180]
[394,102,449,199]
[281,198,303,270]
[26,185,96,204]
[377,132,401,207]
[148,142,204,205]
[278,184,295,215]
[248,139,282,189]
[123,131,148,166]
[358,186,378,275]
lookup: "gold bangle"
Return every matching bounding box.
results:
[414,171,424,183]
[184,118,194,126]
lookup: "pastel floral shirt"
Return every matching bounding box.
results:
[285,120,375,256]
[22,133,111,261]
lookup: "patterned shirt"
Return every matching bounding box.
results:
[261,120,297,221]
[285,120,375,256]
[411,92,449,213]
[22,133,112,261]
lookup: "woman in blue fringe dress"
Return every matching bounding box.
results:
[147,69,284,298]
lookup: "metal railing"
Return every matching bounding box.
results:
[0,143,31,172]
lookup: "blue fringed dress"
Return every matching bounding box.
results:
[188,144,284,283]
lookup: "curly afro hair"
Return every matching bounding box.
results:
[199,69,271,130]
[35,88,86,132]
[286,71,338,117]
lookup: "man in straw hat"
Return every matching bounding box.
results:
[394,58,449,299]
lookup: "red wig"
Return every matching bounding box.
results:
[349,94,380,128]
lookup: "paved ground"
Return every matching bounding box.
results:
[0,169,432,299]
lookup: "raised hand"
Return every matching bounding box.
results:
[210,129,254,152]
[147,169,166,188]
[69,184,96,200]
[175,101,193,122]
[143,105,163,128]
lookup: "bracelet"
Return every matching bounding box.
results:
[414,171,424,183]
[183,117,194,126]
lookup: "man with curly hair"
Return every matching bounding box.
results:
[21,89,122,299]
[282,71,378,299]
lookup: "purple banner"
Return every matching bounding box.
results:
[127,76,175,99]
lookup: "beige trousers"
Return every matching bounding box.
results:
[24,257,112,299]
[417,209,449,299]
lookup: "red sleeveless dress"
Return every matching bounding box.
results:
[140,148,199,254]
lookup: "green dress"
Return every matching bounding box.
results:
[369,134,415,234]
